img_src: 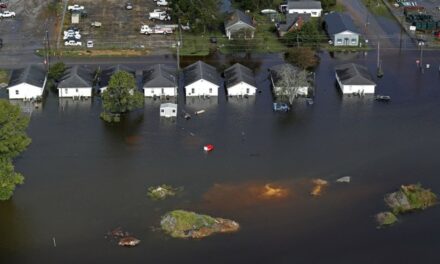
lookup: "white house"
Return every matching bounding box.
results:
[224,10,256,40]
[324,12,360,46]
[335,63,376,94]
[57,65,94,98]
[160,103,177,118]
[287,0,322,17]
[224,63,257,96]
[7,65,47,100]
[99,65,136,93]
[143,64,177,97]
[183,61,220,97]
[269,64,309,97]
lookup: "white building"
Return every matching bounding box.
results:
[324,12,360,46]
[57,65,94,98]
[269,64,309,97]
[183,61,220,97]
[335,63,376,94]
[143,64,177,97]
[160,103,177,118]
[224,63,257,96]
[224,10,256,40]
[99,65,136,94]
[287,0,322,17]
[7,65,47,100]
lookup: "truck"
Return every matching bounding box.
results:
[156,0,169,6]
[149,9,170,21]
[67,4,85,11]
[91,21,102,28]
[0,11,15,18]
[140,25,173,35]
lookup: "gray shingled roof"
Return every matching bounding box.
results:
[335,63,376,85]
[288,0,322,10]
[324,12,359,36]
[278,13,311,32]
[100,65,135,88]
[183,61,219,87]
[8,65,47,88]
[143,64,177,88]
[225,10,254,30]
[224,63,256,88]
[58,65,94,89]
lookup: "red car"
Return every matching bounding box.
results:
[0,2,7,9]
[435,31,440,40]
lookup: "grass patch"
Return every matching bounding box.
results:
[0,69,10,85]
[179,33,213,56]
[323,43,371,52]
[36,48,151,58]
[363,0,393,18]
[327,3,347,12]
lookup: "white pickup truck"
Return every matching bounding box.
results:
[67,4,85,11]
[0,11,16,18]
[156,0,169,6]
[149,9,170,21]
[140,25,173,35]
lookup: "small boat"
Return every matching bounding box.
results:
[203,144,214,152]
[375,95,391,102]
[261,9,277,14]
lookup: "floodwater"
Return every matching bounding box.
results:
[1,50,440,263]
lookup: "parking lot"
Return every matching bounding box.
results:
[60,0,177,50]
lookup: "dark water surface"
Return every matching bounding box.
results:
[1,50,440,264]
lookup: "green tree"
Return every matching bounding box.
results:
[321,0,337,10]
[48,62,66,82]
[171,0,220,33]
[234,0,276,12]
[282,20,321,47]
[0,100,31,200]
[274,64,310,105]
[101,71,143,122]
[285,47,319,70]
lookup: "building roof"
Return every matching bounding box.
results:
[143,64,177,88]
[58,65,94,89]
[160,103,177,109]
[225,9,255,30]
[183,61,219,87]
[335,63,376,86]
[224,63,256,88]
[278,13,311,32]
[8,65,47,88]
[100,65,135,88]
[288,0,322,10]
[324,12,359,36]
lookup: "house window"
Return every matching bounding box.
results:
[15,90,19,95]
[161,88,164,94]
[172,109,176,113]
[246,88,250,94]
[336,38,342,44]
[209,88,212,94]
[191,88,195,93]
[161,109,164,113]
[351,38,357,44]
[312,12,317,15]
[75,89,79,92]
[65,89,68,94]
[151,90,154,93]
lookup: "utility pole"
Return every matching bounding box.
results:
[419,41,424,73]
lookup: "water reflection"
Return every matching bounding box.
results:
[58,98,92,111]
[8,99,43,114]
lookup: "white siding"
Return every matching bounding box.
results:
[227,82,257,96]
[335,73,375,94]
[144,87,177,97]
[333,31,359,46]
[185,79,219,97]
[58,87,92,98]
[7,82,45,100]
[288,9,322,17]
[160,105,178,117]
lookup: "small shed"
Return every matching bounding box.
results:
[160,103,177,118]
[143,64,177,97]
[335,63,376,94]
[58,65,94,98]
[224,63,257,96]
[287,0,322,17]
[7,65,47,100]
[224,10,255,40]
[323,12,360,46]
[71,11,80,24]
[183,61,220,97]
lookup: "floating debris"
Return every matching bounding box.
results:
[310,179,329,196]
[160,210,239,239]
[384,184,437,214]
[336,176,351,183]
[147,185,182,200]
[106,227,140,247]
[118,236,141,247]
[195,109,205,115]
[203,144,214,152]
[261,184,289,199]
[375,211,397,228]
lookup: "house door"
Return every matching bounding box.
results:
[344,38,349,45]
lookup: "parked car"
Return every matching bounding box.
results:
[140,25,173,35]
[156,0,169,6]
[91,21,102,28]
[86,40,94,48]
[67,5,84,11]
[0,11,16,18]
[149,9,170,21]
[64,40,82,46]
[0,2,7,8]
[273,102,290,112]
[434,31,440,39]
[125,3,133,10]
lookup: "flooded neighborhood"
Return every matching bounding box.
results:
[0,0,440,263]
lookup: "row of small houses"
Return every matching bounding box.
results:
[6,61,376,101]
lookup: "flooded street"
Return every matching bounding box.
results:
[1,49,440,263]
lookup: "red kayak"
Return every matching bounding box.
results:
[203,144,214,152]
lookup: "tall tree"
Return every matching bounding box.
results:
[234,0,276,12]
[275,65,310,105]
[171,0,220,33]
[101,71,143,122]
[285,47,319,70]
[0,100,31,200]
[282,20,321,47]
